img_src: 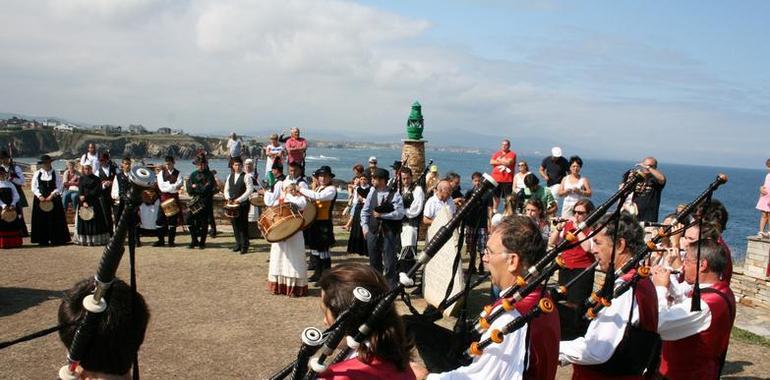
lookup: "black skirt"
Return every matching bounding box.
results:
[307,219,335,252]
[31,196,71,245]
[346,204,367,256]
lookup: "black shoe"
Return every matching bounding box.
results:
[153,240,165,247]
[209,230,217,238]
[135,240,142,247]
[308,257,323,283]
[307,254,318,271]
[168,242,176,247]
[198,244,206,249]
[188,240,198,249]
[240,248,248,255]
[232,246,241,252]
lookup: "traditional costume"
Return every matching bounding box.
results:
[319,355,416,380]
[399,182,424,271]
[156,157,184,247]
[361,168,405,289]
[657,280,736,379]
[559,270,660,379]
[300,166,337,281]
[346,182,369,256]
[224,159,254,254]
[0,168,23,249]
[0,150,29,237]
[75,170,110,246]
[136,190,161,247]
[30,155,71,246]
[264,179,308,297]
[428,288,560,379]
[186,156,216,249]
[110,166,132,226]
[556,220,595,339]
[97,155,118,235]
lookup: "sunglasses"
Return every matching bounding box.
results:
[574,210,587,215]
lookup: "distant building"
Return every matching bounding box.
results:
[170,128,184,135]
[156,127,172,134]
[43,119,59,128]
[54,124,76,132]
[128,124,147,134]
[98,124,122,135]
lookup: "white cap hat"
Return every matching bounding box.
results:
[551,147,562,158]
[368,156,377,163]
[244,158,254,165]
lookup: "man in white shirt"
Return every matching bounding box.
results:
[652,239,735,380]
[423,180,456,225]
[559,212,660,378]
[227,132,242,164]
[413,215,560,379]
[361,168,405,288]
[224,157,254,254]
[156,156,184,247]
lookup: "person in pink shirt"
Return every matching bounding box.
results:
[284,127,308,170]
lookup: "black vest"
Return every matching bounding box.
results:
[228,173,247,200]
[37,170,57,197]
[116,171,131,201]
[162,169,180,189]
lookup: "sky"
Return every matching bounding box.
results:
[1,0,768,168]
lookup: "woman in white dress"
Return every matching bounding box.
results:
[262,179,308,297]
[558,156,592,218]
[512,160,531,195]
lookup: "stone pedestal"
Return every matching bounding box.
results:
[732,235,770,309]
[401,139,426,176]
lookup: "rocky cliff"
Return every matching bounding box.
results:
[0,130,262,159]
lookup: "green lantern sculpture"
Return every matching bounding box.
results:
[406,101,424,140]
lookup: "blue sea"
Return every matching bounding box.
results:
[29,148,766,262]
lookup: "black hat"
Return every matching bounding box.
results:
[372,168,389,180]
[313,165,335,178]
[231,156,243,164]
[38,154,53,164]
[164,155,175,163]
[272,161,283,171]
[390,160,402,170]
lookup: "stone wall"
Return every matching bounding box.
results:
[732,236,770,310]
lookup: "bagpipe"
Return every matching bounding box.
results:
[58,166,157,380]
[583,173,728,319]
[268,173,499,379]
[466,173,728,363]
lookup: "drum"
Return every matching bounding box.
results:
[39,199,54,212]
[258,203,304,242]
[161,198,180,217]
[129,166,157,188]
[1,207,17,223]
[188,197,204,215]
[224,203,240,219]
[78,206,95,221]
[249,193,265,207]
[301,200,317,229]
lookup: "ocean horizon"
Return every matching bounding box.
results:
[18,147,766,262]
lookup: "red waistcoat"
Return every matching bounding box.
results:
[659,282,736,380]
[572,271,659,380]
[513,289,561,380]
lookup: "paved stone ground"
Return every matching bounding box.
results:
[735,304,770,339]
[1,226,769,379]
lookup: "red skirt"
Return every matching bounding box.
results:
[0,230,22,249]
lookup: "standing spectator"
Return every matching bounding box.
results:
[539,146,569,212]
[284,127,307,170]
[445,171,463,207]
[633,156,666,223]
[489,139,516,210]
[367,156,378,177]
[424,164,440,198]
[755,158,770,238]
[558,156,592,218]
[227,132,242,164]
[79,143,100,173]
[264,133,284,185]
[62,160,80,212]
[423,180,456,225]
[513,161,531,195]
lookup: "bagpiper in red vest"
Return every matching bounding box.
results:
[514,288,561,380]
[658,281,736,380]
[572,270,660,380]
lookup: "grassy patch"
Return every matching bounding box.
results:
[732,326,770,348]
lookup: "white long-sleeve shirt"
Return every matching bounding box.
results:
[110,171,130,201]
[264,180,307,210]
[0,180,20,207]
[80,152,100,173]
[224,172,254,203]
[138,200,160,229]
[559,278,640,366]
[31,169,64,197]
[656,283,713,341]
[299,185,336,202]
[403,185,425,219]
[157,169,184,194]
[429,287,528,379]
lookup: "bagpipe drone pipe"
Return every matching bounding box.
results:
[268,173,499,379]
